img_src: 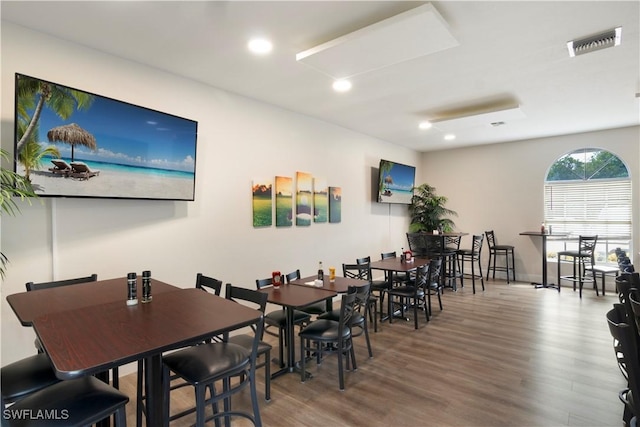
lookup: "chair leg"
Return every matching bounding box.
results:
[511,249,516,281]
[264,349,271,401]
[300,338,307,383]
[363,317,373,358]
[471,257,476,294]
[337,342,345,390]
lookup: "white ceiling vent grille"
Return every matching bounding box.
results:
[567,27,622,57]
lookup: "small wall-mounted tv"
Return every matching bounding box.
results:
[13,73,198,201]
[376,159,416,205]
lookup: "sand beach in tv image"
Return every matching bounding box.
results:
[20,159,194,200]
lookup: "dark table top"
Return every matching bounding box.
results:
[30,288,262,379]
[257,283,337,308]
[369,256,430,273]
[7,277,180,326]
[289,275,368,293]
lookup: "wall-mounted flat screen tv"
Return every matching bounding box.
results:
[376,159,416,204]
[13,73,198,201]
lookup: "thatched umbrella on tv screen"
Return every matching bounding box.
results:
[47,123,96,162]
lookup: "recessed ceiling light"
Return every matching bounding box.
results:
[419,121,432,130]
[248,38,273,55]
[332,80,352,92]
[444,134,456,141]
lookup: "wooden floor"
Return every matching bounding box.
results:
[119,278,626,427]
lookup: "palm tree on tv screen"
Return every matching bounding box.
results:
[15,74,94,156]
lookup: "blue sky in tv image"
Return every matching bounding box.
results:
[380,161,415,191]
[34,95,197,175]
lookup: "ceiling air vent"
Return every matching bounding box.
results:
[567,27,622,57]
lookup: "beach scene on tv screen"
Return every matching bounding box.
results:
[377,160,415,204]
[14,74,197,200]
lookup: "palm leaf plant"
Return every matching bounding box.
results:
[1,148,37,278]
[408,183,457,233]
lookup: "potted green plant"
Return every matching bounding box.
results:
[1,148,37,278]
[408,183,457,233]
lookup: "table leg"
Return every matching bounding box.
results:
[531,234,558,289]
[146,354,163,427]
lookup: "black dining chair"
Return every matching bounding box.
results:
[299,290,358,390]
[557,235,598,297]
[1,354,61,412]
[319,268,374,358]
[2,375,129,427]
[485,230,516,283]
[162,299,265,427]
[607,304,640,426]
[285,269,328,316]
[226,283,273,402]
[459,234,485,294]
[387,263,430,329]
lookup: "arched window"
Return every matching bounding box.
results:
[544,148,632,264]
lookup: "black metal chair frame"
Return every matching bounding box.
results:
[299,291,357,390]
[162,303,265,427]
[225,283,273,402]
[387,263,430,329]
[485,230,516,283]
[459,234,485,294]
[556,235,598,297]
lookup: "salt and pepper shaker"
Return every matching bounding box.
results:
[142,270,152,303]
[127,272,138,306]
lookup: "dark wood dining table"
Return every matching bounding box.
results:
[288,274,369,310]
[257,283,336,378]
[369,256,430,321]
[6,278,262,427]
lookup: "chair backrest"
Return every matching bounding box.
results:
[285,269,301,284]
[356,256,371,265]
[471,234,484,255]
[26,274,98,291]
[485,230,497,249]
[195,273,222,296]
[629,293,640,345]
[444,235,462,250]
[428,259,443,287]
[413,263,430,292]
[255,277,274,290]
[406,232,428,257]
[348,283,371,317]
[381,252,397,260]
[578,235,598,256]
[343,263,372,283]
[607,304,640,414]
[226,283,268,339]
[338,291,358,337]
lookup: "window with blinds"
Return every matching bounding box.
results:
[544,148,632,263]
[544,179,632,237]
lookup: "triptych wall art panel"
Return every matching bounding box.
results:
[329,186,342,223]
[252,172,341,228]
[252,179,273,227]
[275,176,293,227]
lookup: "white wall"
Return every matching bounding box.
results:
[419,126,640,284]
[0,23,417,365]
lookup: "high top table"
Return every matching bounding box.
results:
[7,278,262,427]
[520,231,569,289]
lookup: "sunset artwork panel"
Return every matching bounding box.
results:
[252,178,272,227]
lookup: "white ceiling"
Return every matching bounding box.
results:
[2,1,639,152]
